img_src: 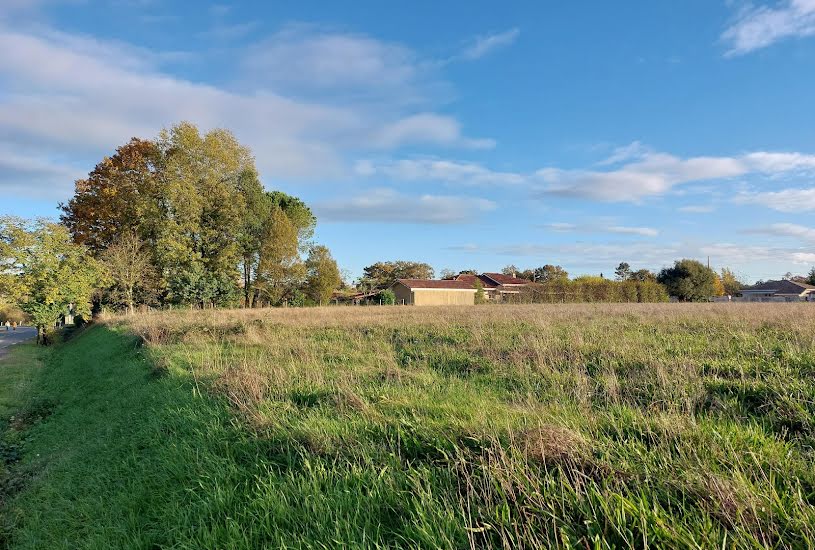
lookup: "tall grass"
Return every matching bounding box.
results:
[4,303,815,548]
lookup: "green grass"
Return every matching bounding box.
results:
[2,304,815,548]
[0,344,43,419]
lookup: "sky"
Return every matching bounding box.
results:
[1,0,815,283]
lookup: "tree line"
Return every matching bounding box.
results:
[1,122,341,340]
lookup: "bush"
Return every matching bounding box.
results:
[289,290,306,308]
[379,289,396,305]
[73,314,87,329]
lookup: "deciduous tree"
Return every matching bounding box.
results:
[534,265,569,283]
[305,245,341,305]
[360,261,434,290]
[102,231,156,314]
[720,268,743,296]
[0,217,103,343]
[657,259,717,302]
[60,138,160,253]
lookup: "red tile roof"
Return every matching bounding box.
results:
[395,279,477,290]
[482,273,531,285]
[454,274,498,288]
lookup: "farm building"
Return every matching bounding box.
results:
[454,272,532,301]
[390,279,477,306]
[739,280,815,302]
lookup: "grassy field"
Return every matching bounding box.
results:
[2,303,815,548]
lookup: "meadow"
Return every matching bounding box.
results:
[2,303,815,548]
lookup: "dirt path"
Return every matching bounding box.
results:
[0,326,37,359]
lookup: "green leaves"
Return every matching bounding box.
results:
[0,218,103,330]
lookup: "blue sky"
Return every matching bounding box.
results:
[2,0,815,282]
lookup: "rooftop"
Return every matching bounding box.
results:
[394,279,477,290]
[742,279,815,294]
[481,273,532,285]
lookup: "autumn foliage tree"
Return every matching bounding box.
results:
[58,122,329,310]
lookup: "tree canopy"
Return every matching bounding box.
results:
[359,261,434,291]
[657,259,718,302]
[57,122,328,310]
[0,217,104,342]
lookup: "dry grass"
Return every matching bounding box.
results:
[93,302,815,547]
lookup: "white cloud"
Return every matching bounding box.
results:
[314,188,496,224]
[597,141,651,165]
[0,148,83,198]
[460,28,520,60]
[607,226,659,237]
[540,222,658,237]
[538,152,746,201]
[538,146,815,202]
[0,23,493,199]
[542,222,578,232]
[371,115,494,150]
[791,252,815,263]
[356,158,522,185]
[742,151,815,172]
[357,145,815,205]
[750,222,815,242]
[734,188,815,212]
[722,0,815,56]
[678,205,716,213]
[242,25,424,99]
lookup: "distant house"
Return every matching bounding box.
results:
[739,280,815,302]
[390,279,477,306]
[454,272,532,301]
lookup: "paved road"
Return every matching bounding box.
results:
[0,327,37,359]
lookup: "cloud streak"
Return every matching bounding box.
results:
[314,188,496,224]
[734,187,815,212]
[538,147,815,202]
[722,0,815,56]
[460,28,520,60]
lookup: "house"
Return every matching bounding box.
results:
[389,279,477,306]
[454,272,532,301]
[738,280,815,302]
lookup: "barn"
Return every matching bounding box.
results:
[390,279,477,306]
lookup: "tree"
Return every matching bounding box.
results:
[58,122,325,310]
[720,268,743,296]
[631,269,657,283]
[474,280,486,304]
[713,275,726,297]
[305,245,341,305]
[614,262,632,281]
[0,218,103,343]
[534,264,569,283]
[255,207,303,305]
[516,269,535,281]
[501,265,520,276]
[102,231,156,314]
[60,138,160,254]
[807,267,815,286]
[657,259,717,302]
[359,261,434,291]
[440,268,456,280]
[379,289,396,305]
